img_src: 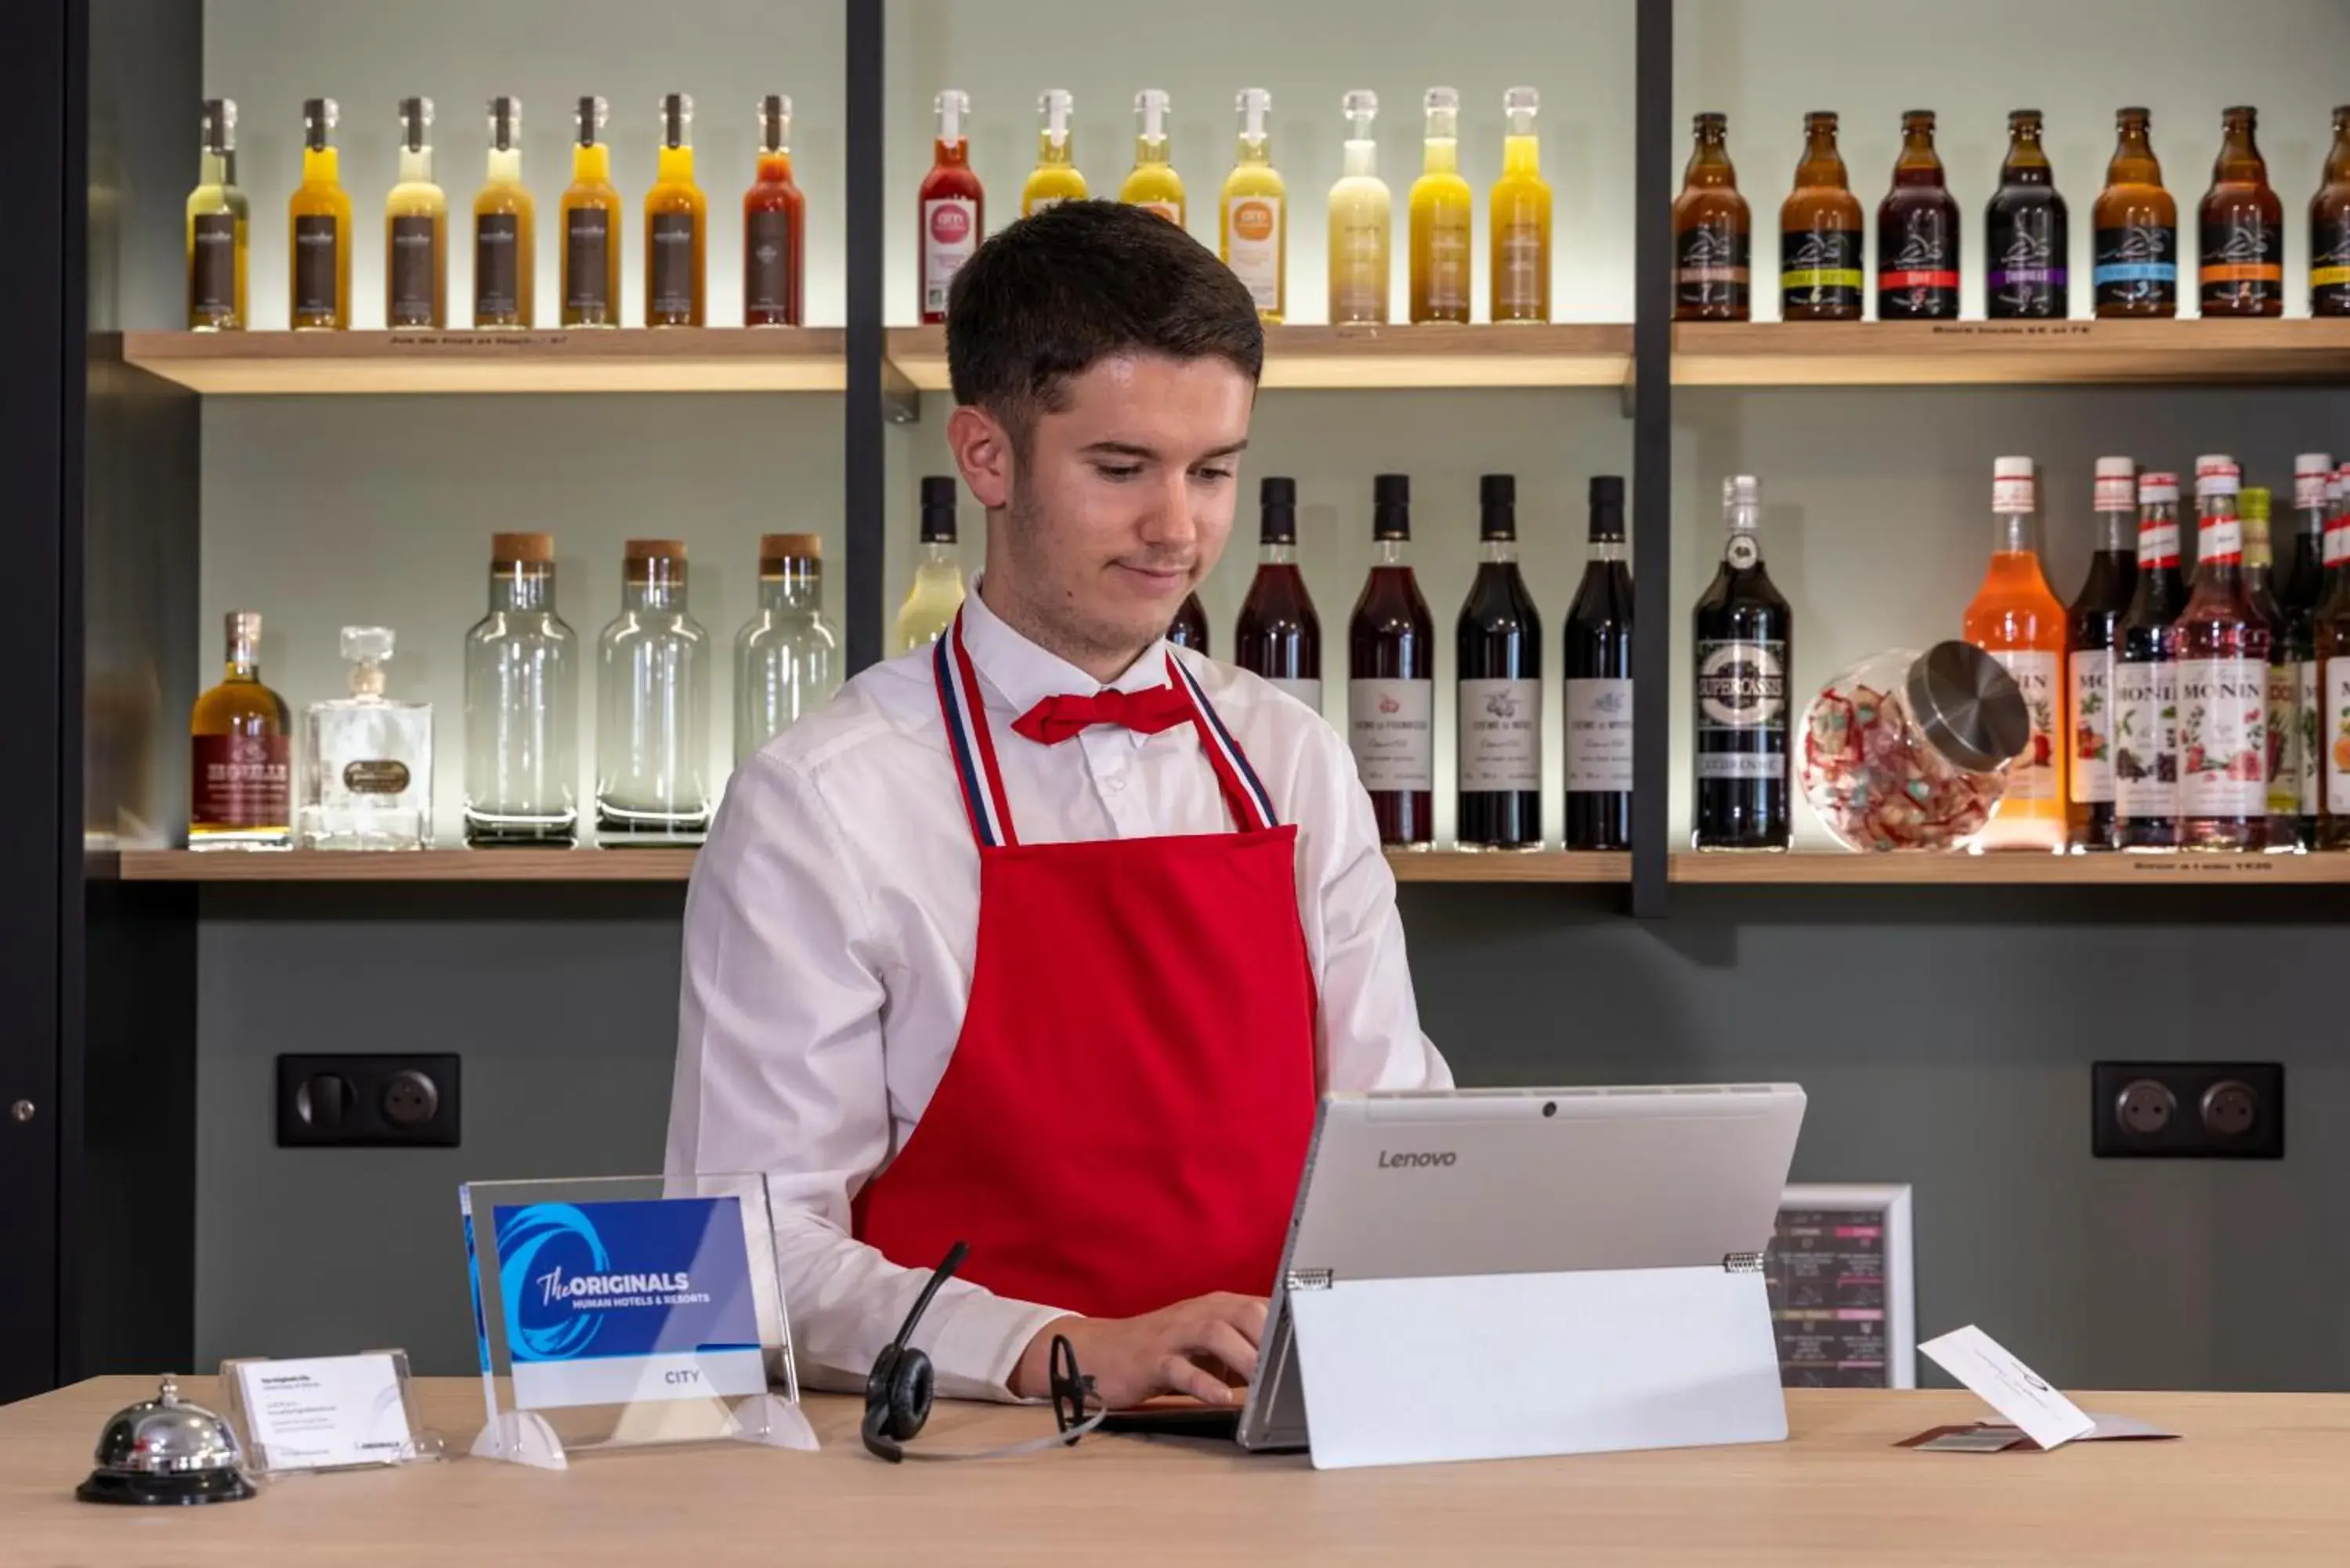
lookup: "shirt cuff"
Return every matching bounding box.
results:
[924,1288,1075,1403]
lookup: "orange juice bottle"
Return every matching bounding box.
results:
[1965,457,2070,851]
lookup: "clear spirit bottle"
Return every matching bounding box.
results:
[596,540,712,844]
[189,611,291,851]
[302,627,432,850]
[897,476,967,652]
[463,533,580,847]
[735,533,841,762]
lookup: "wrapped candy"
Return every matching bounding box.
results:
[1799,643,2030,852]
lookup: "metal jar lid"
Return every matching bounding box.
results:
[1904,641,2030,773]
[77,1375,255,1505]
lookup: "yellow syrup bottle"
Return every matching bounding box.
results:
[287,97,352,331]
[1220,88,1285,321]
[560,96,622,328]
[1408,87,1472,323]
[1121,89,1186,226]
[645,92,707,327]
[1489,86,1551,323]
[1328,90,1391,325]
[185,97,248,331]
[384,96,448,329]
[1022,89,1086,216]
[472,96,534,329]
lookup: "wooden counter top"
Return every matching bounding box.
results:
[5,1378,2348,1566]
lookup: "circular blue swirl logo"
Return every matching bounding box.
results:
[497,1204,609,1361]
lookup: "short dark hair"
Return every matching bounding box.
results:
[945,201,1264,446]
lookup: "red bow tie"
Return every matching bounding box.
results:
[1012,684,1195,746]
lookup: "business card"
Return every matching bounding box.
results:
[1918,1324,2096,1451]
[234,1353,416,1471]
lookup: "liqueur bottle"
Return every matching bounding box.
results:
[1236,477,1322,710]
[1348,475,1436,848]
[743,95,805,327]
[1169,594,1209,655]
[735,533,840,762]
[1876,110,1960,321]
[1962,458,2067,851]
[1120,89,1185,225]
[595,540,713,846]
[2240,489,2294,848]
[2278,453,2336,849]
[1327,92,1392,326]
[384,96,447,329]
[2175,457,2269,851]
[897,476,967,652]
[2066,458,2138,851]
[1692,475,1791,850]
[1986,110,2069,320]
[189,611,291,851]
[288,97,352,331]
[1489,87,1551,323]
[645,93,707,328]
[1780,112,1864,322]
[186,98,248,331]
[473,97,533,329]
[920,90,984,322]
[2316,468,2350,849]
[1408,88,1473,324]
[1221,89,1286,321]
[2092,108,2178,318]
[1456,475,1542,850]
[1022,89,1086,215]
[2199,106,2284,318]
[300,627,433,851]
[561,96,622,328]
[2114,473,2188,850]
[1672,112,1749,322]
[463,533,580,847]
[2312,106,2350,316]
[1564,475,1633,852]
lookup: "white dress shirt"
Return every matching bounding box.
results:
[666,584,1452,1401]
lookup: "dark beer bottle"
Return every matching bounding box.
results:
[1691,475,1791,851]
[1778,112,1864,322]
[1987,110,2070,320]
[1877,110,1961,320]
[2310,105,2350,317]
[2198,106,2283,318]
[2092,107,2178,318]
[1673,112,1749,322]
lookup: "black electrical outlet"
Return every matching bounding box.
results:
[2092,1061,2282,1160]
[277,1054,460,1147]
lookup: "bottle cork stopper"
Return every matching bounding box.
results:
[624,538,689,561]
[491,532,554,563]
[760,533,822,561]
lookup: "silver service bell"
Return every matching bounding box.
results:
[77,1374,255,1505]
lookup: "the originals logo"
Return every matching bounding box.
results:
[1377,1150,1458,1169]
[536,1265,691,1306]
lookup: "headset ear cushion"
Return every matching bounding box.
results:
[886,1346,934,1441]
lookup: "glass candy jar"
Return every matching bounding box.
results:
[1799,641,2029,851]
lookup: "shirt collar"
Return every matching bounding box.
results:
[959,575,1177,717]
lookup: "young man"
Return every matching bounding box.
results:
[667,201,1448,1410]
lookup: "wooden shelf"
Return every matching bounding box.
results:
[1670,851,2350,885]
[118,328,847,395]
[884,323,1634,394]
[1673,319,2350,387]
[1387,851,1630,883]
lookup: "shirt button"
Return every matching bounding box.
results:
[1107,775,1128,793]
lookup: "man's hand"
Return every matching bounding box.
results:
[1010,1294,1269,1408]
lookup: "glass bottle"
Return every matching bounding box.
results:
[1962,458,2067,851]
[2312,106,2350,317]
[185,98,248,331]
[2242,489,2296,847]
[1349,475,1435,848]
[596,540,712,845]
[1564,475,1634,852]
[188,610,291,851]
[1328,91,1391,326]
[1022,89,1087,216]
[2093,107,2178,318]
[473,97,533,330]
[1169,594,1209,654]
[2066,458,2138,851]
[1408,88,1473,324]
[1692,475,1791,850]
[734,533,840,763]
[1986,109,2069,320]
[464,533,580,847]
[897,476,967,652]
[1236,476,1322,710]
[920,90,984,323]
[1673,112,1749,323]
[1120,89,1184,225]
[2317,468,2350,849]
[301,627,433,851]
[1878,110,1960,322]
[288,97,352,331]
[2198,107,2283,319]
[1490,87,1551,324]
[385,96,446,329]
[560,96,621,328]
[1780,112,1864,322]
[2175,457,2269,850]
[1456,475,1542,850]
[645,93,707,328]
[744,95,804,327]
[2280,453,2335,848]
[1222,88,1287,321]
[2115,473,2188,850]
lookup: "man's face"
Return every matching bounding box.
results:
[974,352,1252,666]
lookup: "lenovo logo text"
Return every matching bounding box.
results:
[1377,1151,1457,1169]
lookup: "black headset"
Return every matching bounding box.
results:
[862,1240,1108,1462]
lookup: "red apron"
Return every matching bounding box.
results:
[852,612,1318,1319]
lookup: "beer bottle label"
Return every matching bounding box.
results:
[387,215,438,327]
[1987,201,2068,319]
[190,212,237,320]
[475,214,520,319]
[1877,208,1960,319]
[2198,210,2283,310]
[1676,220,1749,315]
[2092,221,2177,309]
[2312,211,2350,316]
[1780,229,1862,313]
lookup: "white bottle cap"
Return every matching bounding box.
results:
[2194,453,2238,480]
[2093,457,2136,511]
[2297,452,2334,475]
[1994,456,2035,479]
[1992,457,2035,514]
[2138,472,2180,504]
[2094,456,2136,479]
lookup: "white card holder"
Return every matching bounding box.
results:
[219,1349,443,1476]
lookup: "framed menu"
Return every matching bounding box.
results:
[1768,1184,1916,1389]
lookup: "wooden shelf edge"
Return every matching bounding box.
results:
[121,328,848,395]
[1386,851,1631,883]
[1669,852,2350,885]
[1673,320,2350,387]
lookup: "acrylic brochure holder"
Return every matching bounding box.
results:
[461,1172,815,1470]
